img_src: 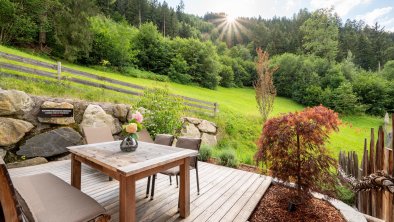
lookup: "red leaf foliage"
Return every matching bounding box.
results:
[255,105,341,198]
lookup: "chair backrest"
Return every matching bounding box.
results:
[0,157,22,222]
[154,134,175,146]
[175,137,201,167]
[83,126,114,144]
[138,129,154,143]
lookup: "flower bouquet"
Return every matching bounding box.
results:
[120,111,143,152]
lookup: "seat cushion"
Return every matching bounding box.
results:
[160,165,195,176]
[12,173,106,222]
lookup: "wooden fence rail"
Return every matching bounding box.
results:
[0,51,219,116]
[338,113,394,222]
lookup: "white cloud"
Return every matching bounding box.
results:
[310,0,371,16]
[356,7,393,26]
[380,18,394,32]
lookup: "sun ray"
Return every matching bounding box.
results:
[206,13,251,46]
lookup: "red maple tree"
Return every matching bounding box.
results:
[255,105,341,200]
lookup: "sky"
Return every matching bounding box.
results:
[160,0,394,31]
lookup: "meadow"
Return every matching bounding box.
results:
[0,45,384,164]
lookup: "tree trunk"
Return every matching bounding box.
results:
[296,133,301,197]
[39,13,47,51]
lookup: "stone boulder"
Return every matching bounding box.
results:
[38,101,75,125]
[181,122,201,139]
[201,133,217,146]
[71,101,89,124]
[183,117,202,125]
[0,149,6,159]
[7,157,48,169]
[197,120,217,133]
[0,89,34,115]
[17,127,83,158]
[113,104,129,122]
[0,117,34,146]
[80,104,122,134]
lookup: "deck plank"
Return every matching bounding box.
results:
[232,177,272,222]
[8,160,272,222]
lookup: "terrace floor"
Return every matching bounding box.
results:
[9,160,271,222]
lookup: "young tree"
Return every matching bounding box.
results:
[255,105,340,202]
[254,48,277,124]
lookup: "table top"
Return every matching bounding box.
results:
[68,141,198,176]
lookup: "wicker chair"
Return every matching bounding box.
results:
[149,137,201,200]
[0,157,110,222]
[146,134,175,200]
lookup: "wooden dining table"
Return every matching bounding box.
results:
[67,140,198,222]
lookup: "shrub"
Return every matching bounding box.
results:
[167,54,192,84]
[198,145,212,162]
[218,65,234,87]
[170,37,221,89]
[89,16,138,67]
[255,105,340,200]
[330,82,365,114]
[218,149,238,168]
[352,73,389,116]
[336,185,355,206]
[135,87,186,137]
[133,22,172,75]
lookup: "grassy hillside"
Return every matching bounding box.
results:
[0,45,384,164]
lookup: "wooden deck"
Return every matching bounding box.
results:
[8,160,272,222]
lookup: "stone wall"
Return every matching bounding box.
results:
[0,89,218,167]
[181,117,218,147]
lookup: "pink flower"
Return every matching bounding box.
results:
[125,123,138,134]
[132,111,143,123]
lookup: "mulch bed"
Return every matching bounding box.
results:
[249,184,346,222]
[237,163,261,174]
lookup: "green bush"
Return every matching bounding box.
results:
[336,185,355,206]
[219,65,234,87]
[89,16,138,67]
[218,149,239,168]
[170,37,221,89]
[198,145,212,162]
[135,87,186,137]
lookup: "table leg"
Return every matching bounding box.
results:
[71,154,81,189]
[119,175,136,222]
[179,157,190,218]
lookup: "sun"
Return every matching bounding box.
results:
[226,14,237,23]
[206,13,251,46]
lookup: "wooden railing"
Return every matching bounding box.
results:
[0,51,218,116]
[338,113,394,222]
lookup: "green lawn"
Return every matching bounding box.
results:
[0,44,384,163]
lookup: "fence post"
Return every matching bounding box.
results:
[214,103,218,116]
[57,62,61,81]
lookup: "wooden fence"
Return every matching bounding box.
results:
[338,113,394,222]
[0,51,219,116]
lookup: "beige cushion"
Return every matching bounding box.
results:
[160,165,195,176]
[138,129,154,143]
[12,173,106,222]
[83,126,114,144]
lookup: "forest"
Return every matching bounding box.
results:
[1,0,394,116]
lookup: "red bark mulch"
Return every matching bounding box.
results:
[249,184,346,222]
